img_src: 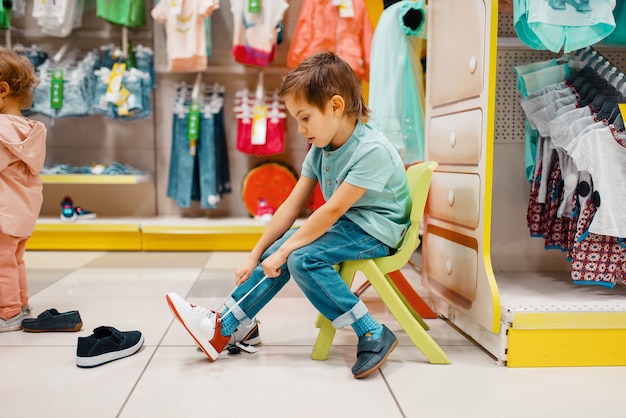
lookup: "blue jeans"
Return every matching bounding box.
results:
[224,218,392,329]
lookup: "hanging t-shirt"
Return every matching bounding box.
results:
[287,0,373,81]
[151,0,218,73]
[230,0,289,67]
[97,0,147,28]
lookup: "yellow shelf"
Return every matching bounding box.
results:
[141,225,265,251]
[28,223,142,250]
[41,174,149,184]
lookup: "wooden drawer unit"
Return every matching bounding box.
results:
[428,172,480,229]
[429,109,482,165]
[428,0,485,107]
[424,231,478,307]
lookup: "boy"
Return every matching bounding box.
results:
[167,51,411,378]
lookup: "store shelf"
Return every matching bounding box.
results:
[41,174,149,185]
[27,217,278,251]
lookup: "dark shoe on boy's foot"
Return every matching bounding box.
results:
[76,326,144,368]
[351,325,398,379]
[22,308,83,332]
[166,292,230,361]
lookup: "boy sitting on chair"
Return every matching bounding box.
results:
[167,51,411,378]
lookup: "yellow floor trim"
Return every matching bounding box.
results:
[141,225,265,251]
[507,328,626,367]
[512,311,626,330]
[28,223,142,250]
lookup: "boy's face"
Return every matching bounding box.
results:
[284,94,342,150]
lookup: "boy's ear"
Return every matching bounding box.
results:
[330,95,346,114]
[0,81,10,97]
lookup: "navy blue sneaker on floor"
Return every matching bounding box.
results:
[76,326,144,368]
[22,308,83,332]
[351,325,398,379]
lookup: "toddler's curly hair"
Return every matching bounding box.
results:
[0,47,39,109]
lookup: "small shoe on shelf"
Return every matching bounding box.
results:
[76,326,144,368]
[21,308,83,332]
[60,197,97,222]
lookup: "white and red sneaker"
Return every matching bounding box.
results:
[166,293,230,361]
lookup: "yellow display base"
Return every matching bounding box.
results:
[141,225,265,251]
[507,328,626,367]
[27,223,142,251]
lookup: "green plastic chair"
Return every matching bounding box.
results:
[311,161,451,365]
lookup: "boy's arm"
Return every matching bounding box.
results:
[261,180,366,277]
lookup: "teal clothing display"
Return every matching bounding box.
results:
[603,0,626,45]
[368,0,426,165]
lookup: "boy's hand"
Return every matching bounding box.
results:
[235,259,258,286]
[261,252,287,278]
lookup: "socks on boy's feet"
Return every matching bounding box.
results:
[351,313,383,338]
[220,311,239,337]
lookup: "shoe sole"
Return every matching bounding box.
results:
[353,338,398,379]
[238,326,261,346]
[22,322,83,333]
[166,294,220,361]
[0,324,22,332]
[76,333,144,368]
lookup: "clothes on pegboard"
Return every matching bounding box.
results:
[96,0,147,28]
[151,0,219,73]
[368,0,427,165]
[230,0,289,67]
[517,48,626,288]
[167,81,231,209]
[287,0,373,81]
[234,87,286,157]
[513,0,616,53]
[32,0,86,38]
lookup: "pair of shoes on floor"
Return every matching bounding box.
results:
[76,326,144,368]
[0,311,26,332]
[22,308,83,332]
[351,324,398,379]
[166,292,261,361]
[61,196,97,222]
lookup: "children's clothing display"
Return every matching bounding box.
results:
[287,0,373,81]
[32,0,85,38]
[368,0,427,165]
[167,82,230,209]
[518,49,626,288]
[230,0,289,67]
[151,0,219,72]
[96,0,147,28]
[514,0,615,53]
[234,88,286,156]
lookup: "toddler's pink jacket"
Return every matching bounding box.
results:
[0,115,46,237]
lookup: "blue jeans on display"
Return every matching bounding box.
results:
[224,218,392,329]
[167,107,219,208]
[213,105,231,195]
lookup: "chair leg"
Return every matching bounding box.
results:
[360,263,451,364]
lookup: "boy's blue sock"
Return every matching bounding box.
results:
[351,313,383,339]
[220,311,239,337]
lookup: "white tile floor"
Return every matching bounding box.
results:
[1,251,625,418]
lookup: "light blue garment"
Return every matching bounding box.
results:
[368,0,426,165]
[301,121,411,249]
[223,219,391,329]
[603,0,626,45]
[514,0,547,50]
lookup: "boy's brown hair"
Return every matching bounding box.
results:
[0,47,38,109]
[279,51,370,121]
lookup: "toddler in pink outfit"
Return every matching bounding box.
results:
[0,47,47,332]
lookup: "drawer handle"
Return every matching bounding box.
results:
[447,190,455,206]
[446,259,453,275]
[449,132,456,148]
[469,56,477,74]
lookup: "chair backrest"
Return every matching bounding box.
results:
[376,161,438,273]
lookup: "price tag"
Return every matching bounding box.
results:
[339,0,355,18]
[50,69,64,110]
[248,0,261,13]
[187,101,201,156]
[251,105,267,145]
